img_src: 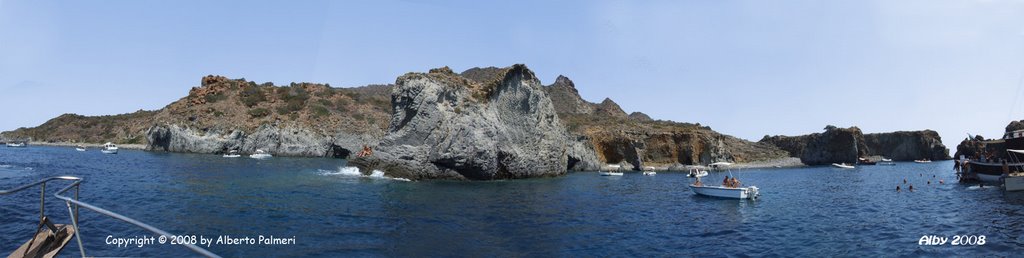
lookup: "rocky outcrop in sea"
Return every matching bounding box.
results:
[761,125,950,165]
[350,65,597,180]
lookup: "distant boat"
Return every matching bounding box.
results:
[687,168,708,178]
[832,163,855,169]
[249,149,272,159]
[75,145,86,152]
[857,158,876,165]
[599,171,623,176]
[100,142,118,154]
[222,150,241,158]
[881,158,893,162]
[6,142,26,147]
[914,159,932,163]
[643,171,657,176]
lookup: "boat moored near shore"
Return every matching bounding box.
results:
[100,142,118,154]
[831,163,855,169]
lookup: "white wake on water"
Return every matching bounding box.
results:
[319,166,411,181]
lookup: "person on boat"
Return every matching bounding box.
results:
[1003,160,1010,177]
[723,176,730,187]
[693,177,703,187]
[731,177,741,188]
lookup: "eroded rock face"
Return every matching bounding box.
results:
[863,130,950,161]
[762,126,950,165]
[351,64,588,180]
[146,123,373,158]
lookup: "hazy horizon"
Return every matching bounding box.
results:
[4,0,1024,150]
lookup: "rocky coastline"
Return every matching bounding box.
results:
[3,64,955,180]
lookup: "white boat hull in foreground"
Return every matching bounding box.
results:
[689,185,760,199]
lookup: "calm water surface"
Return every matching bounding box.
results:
[2,146,1023,257]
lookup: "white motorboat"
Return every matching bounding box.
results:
[643,171,657,176]
[831,163,855,169]
[689,184,760,199]
[599,171,623,176]
[222,150,241,158]
[6,142,26,147]
[249,149,272,159]
[881,158,893,162]
[879,158,896,165]
[687,168,708,178]
[914,159,932,163]
[75,145,86,151]
[100,142,118,154]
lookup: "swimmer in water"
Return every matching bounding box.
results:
[939,179,944,184]
[927,180,931,185]
[896,185,901,192]
[909,184,914,192]
[903,178,907,184]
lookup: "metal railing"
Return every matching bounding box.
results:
[1,176,220,258]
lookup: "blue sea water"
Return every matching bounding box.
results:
[2,146,1023,257]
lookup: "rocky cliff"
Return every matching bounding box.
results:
[4,75,393,157]
[541,75,789,170]
[350,65,593,180]
[863,130,949,161]
[761,126,950,165]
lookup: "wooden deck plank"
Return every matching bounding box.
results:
[7,224,75,258]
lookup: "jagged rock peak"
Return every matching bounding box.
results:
[201,75,229,86]
[460,66,506,83]
[429,66,455,75]
[595,98,628,118]
[554,75,575,88]
[628,112,652,122]
[1007,120,1024,133]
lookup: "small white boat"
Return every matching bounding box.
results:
[222,150,241,158]
[831,163,855,169]
[75,145,87,152]
[881,158,893,162]
[100,142,118,154]
[643,171,657,176]
[689,184,760,199]
[914,159,932,163]
[6,142,26,147]
[599,171,623,176]
[687,168,708,178]
[249,149,272,159]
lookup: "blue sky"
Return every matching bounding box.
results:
[3,0,1024,150]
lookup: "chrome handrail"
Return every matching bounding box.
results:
[2,176,221,258]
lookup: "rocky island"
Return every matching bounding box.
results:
[760,125,950,165]
[1,64,953,180]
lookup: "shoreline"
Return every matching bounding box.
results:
[605,157,806,172]
[26,141,148,150]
